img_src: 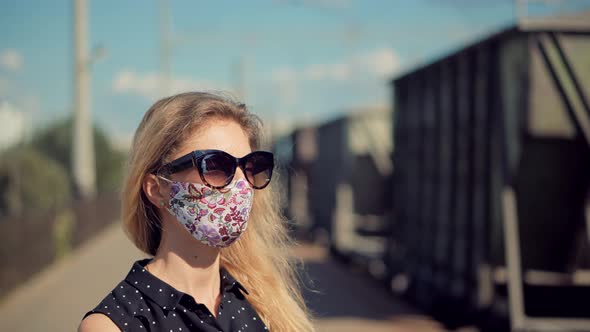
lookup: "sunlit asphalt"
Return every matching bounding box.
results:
[0,223,448,332]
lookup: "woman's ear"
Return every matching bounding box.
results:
[143,174,168,209]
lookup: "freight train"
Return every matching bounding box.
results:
[273,13,590,332]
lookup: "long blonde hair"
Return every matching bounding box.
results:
[122,92,315,332]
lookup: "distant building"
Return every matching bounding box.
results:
[0,101,27,151]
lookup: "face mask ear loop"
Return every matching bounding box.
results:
[155,175,173,202]
[156,175,173,184]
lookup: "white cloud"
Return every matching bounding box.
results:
[355,47,401,77]
[329,63,351,80]
[299,63,351,81]
[302,64,327,81]
[271,47,402,83]
[112,70,227,100]
[0,49,24,72]
[271,67,298,82]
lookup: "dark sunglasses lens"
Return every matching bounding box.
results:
[200,152,235,187]
[244,152,274,189]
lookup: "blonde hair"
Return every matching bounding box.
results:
[122,92,315,332]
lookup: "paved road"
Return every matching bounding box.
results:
[293,245,446,332]
[0,223,448,332]
[0,222,142,332]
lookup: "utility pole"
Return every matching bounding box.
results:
[233,56,247,100]
[73,0,96,198]
[159,0,172,96]
[515,0,526,20]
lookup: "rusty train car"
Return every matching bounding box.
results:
[389,15,590,331]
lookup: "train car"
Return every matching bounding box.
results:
[307,107,393,273]
[274,107,392,267]
[272,126,318,237]
[388,12,590,331]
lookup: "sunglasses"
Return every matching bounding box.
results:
[158,149,274,189]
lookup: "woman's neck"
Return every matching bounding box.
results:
[146,220,222,314]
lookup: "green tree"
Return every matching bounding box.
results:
[30,117,126,194]
[0,146,72,216]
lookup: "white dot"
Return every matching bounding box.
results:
[104,306,108,308]
[134,281,138,285]
[159,289,162,292]
[163,306,167,310]
[124,323,128,326]
[183,309,187,313]
[253,317,257,320]
[152,321,156,325]
[132,269,135,272]
[147,285,150,288]
[232,316,235,319]
[122,295,126,298]
[107,312,111,315]
[120,286,124,289]
[171,294,174,297]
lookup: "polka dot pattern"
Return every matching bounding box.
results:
[82,259,267,331]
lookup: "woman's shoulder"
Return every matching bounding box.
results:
[78,312,120,332]
[81,260,153,332]
[81,279,143,331]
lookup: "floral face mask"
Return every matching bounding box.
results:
[159,177,254,248]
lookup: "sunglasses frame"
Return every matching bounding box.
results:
[158,149,274,190]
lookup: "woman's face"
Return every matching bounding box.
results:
[167,118,252,185]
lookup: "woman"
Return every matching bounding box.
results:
[79,92,315,332]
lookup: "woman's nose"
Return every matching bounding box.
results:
[234,166,246,182]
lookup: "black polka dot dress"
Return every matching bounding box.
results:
[84,259,268,331]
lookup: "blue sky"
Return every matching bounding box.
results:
[1,0,587,147]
